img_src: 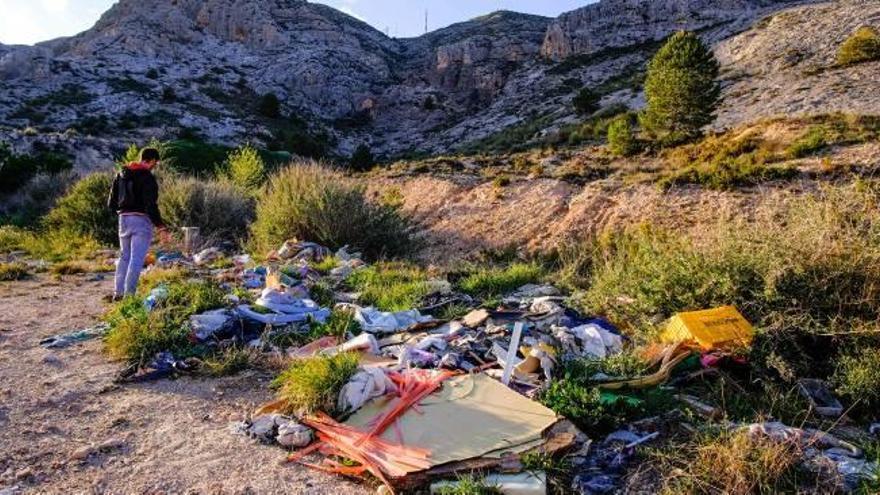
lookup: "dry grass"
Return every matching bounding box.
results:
[651,430,832,495]
[0,262,30,281]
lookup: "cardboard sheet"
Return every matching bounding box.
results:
[344,373,557,470]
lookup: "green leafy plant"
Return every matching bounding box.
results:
[786,126,828,159]
[0,262,29,281]
[832,348,880,414]
[159,174,255,242]
[104,280,227,364]
[435,475,503,495]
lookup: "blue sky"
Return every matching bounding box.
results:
[0,0,591,45]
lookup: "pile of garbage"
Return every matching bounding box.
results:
[50,237,877,494]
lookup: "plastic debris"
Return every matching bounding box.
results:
[40,323,110,348]
[745,422,879,491]
[350,305,434,334]
[237,304,330,326]
[143,285,169,311]
[338,367,396,413]
[240,414,313,448]
[797,379,844,418]
[431,472,547,495]
[662,305,754,350]
[189,309,234,342]
[339,333,381,355]
[193,247,223,266]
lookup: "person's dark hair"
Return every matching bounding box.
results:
[140,147,160,163]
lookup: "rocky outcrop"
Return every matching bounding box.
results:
[715,0,880,127]
[0,0,858,168]
[541,0,803,60]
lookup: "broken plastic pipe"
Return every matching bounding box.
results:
[501,321,524,386]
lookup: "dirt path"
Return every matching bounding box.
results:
[0,274,366,495]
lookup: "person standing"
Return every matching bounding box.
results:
[107,147,166,300]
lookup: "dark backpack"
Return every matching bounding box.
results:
[116,172,138,210]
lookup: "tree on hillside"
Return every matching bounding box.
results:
[573,87,600,115]
[349,144,374,172]
[258,93,281,119]
[640,31,720,145]
[607,114,639,157]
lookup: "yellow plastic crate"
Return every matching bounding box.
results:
[661,306,754,350]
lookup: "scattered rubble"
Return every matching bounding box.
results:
[53,236,877,494]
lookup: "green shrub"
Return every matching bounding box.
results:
[837,26,880,66]
[0,143,73,194]
[0,262,29,281]
[661,132,797,190]
[458,262,544,298]
[346,262,431,311]
[104,280,226,364]
[162,139,231,176]
[0,226,101,262]
[159,175,255,242]
[573,87,600,115]
[607,114,639,157]
[0,226,28,253]
[43,173,116,246]
[271,352,359,416]
[833,348,880,413]
[640,31,720,145]
[785,126,828,158]
[0,171,73,227]
[223,144,266,191]
[349,144,374,172]
[250,162,412,259]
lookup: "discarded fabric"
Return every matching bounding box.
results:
[338,367,396,413]
[40,323,110,349]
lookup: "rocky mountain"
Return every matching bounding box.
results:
[2,0,868,168]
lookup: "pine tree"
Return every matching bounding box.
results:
[349,144,374,172]
[258,93,281,119]
[640,31,720,145]
[573,87,600,115]
[607,114,639,157]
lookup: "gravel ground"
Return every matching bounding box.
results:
[0,273,367,495]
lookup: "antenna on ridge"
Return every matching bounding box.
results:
[424,9,428,34]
